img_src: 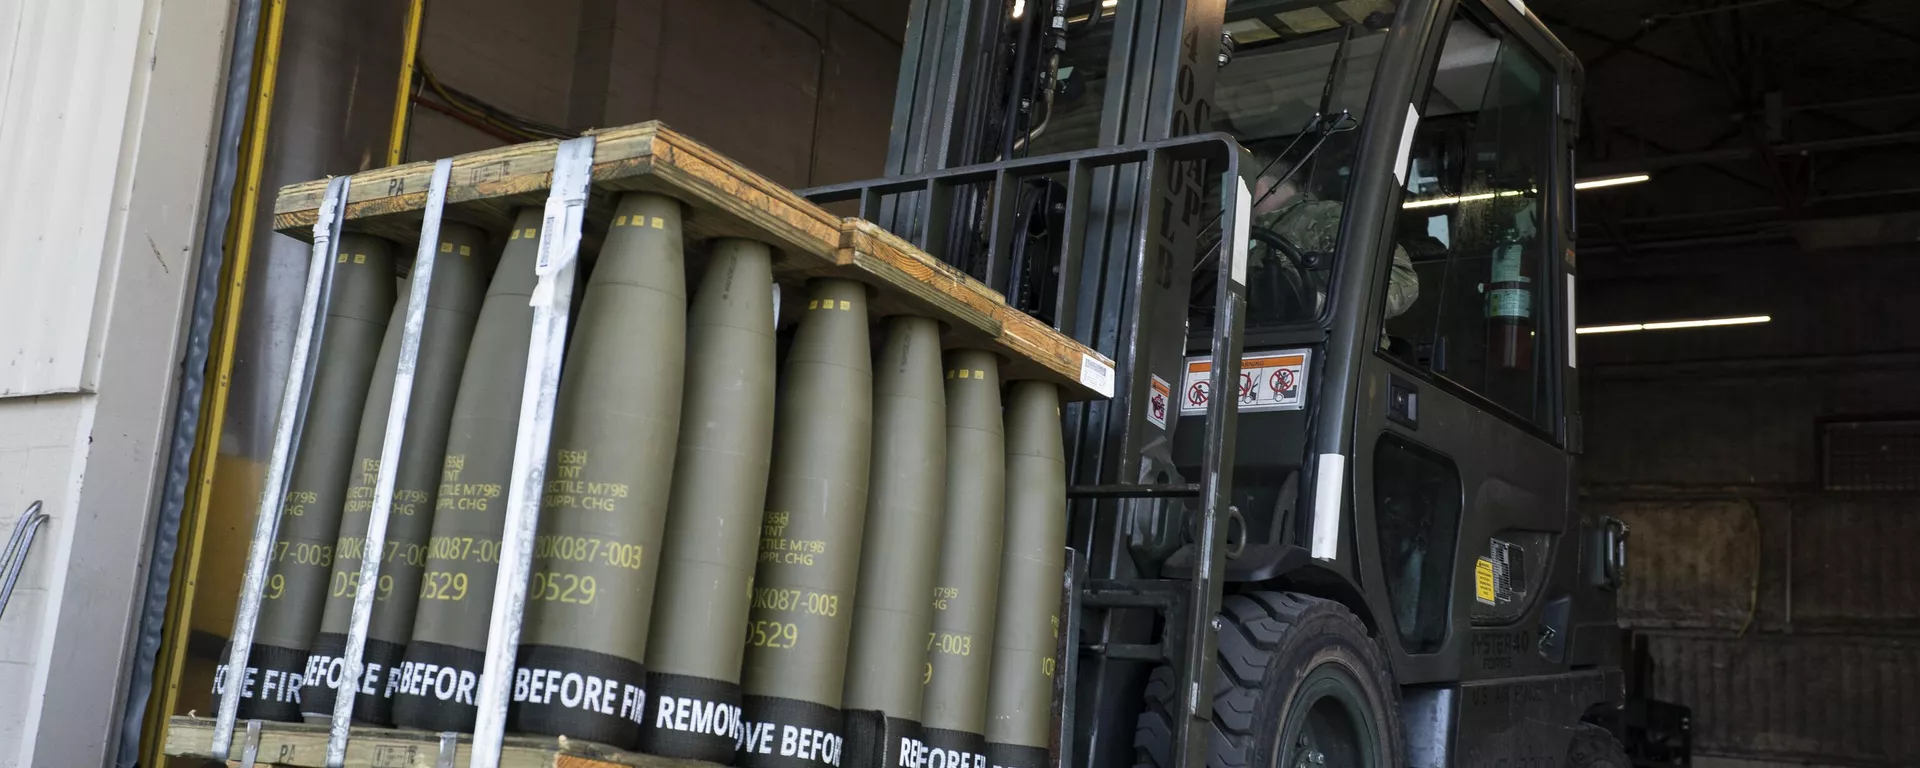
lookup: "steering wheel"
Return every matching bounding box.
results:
[1248,225,1316,315]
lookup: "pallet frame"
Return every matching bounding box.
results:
[166,716,713,768]
[271,122,1112,400]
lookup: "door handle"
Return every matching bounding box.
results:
[1388,375,1419,429]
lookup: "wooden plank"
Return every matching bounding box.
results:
[267,121,1111,400]
[164,716,715,768]
[271,123,840,265]
[598,127,841,264]
[829,220,1110,400]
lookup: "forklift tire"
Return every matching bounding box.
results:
[1134,592,1404,768]
[1567,723,1631,768]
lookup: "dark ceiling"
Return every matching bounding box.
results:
[1529,0,1920,253]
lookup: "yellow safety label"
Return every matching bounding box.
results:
[1475,558,1496,605]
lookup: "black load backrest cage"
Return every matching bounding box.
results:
[803,132,1254,768]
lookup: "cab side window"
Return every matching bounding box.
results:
[1378,11,1558,431]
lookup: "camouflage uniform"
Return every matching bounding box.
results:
[1253,198,1419,319]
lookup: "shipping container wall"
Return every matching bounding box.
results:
[171,0,908,721]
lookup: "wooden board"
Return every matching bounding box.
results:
[163,716,717,768]
[270,122,1111,400]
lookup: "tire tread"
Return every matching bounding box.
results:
[1131,591,1397,768]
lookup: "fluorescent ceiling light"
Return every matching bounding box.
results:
[1402,190,1529,209]
[1403,192,1498,208]
[1574,323,1645,335]
[1574,173,1651,190]
[1576,315,1770,335]
[1402,176,1647,209]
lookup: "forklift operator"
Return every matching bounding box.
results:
[1249,152,1420,320]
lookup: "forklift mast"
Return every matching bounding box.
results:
[804,2,1625,767]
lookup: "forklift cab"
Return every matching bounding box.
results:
[1163,0,1625,762]
[810,1,1631,765]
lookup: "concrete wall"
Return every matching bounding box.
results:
[0,0,232,765]
[407,0,906,188]
[1580,243,1920,767]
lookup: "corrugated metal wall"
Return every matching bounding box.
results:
[1643,633,1920,765]
[1581,245,1920,766]
[1791,498,1920,628]
[1591,492,1920,766]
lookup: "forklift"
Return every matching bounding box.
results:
[804,0,1673,766]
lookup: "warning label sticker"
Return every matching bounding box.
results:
[1147,375,1171,430]
[1474,558,1496,605]
[1179,349,1312,416]
[1489,538,1521,605]
[1080,354,1116,398]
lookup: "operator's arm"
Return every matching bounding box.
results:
[1384,245,1419,319]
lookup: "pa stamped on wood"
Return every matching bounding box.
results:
[163,716,717,768]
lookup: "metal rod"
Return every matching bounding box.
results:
[1,501,40,568]
[211,173,352,760]
[1054,546,1083,768]
[1175,146,1248,768]
[0,501,48,619]
[240,720,263,767]
[323,157,455,766]
[1066,483,1200,499]
[470,135,596,768]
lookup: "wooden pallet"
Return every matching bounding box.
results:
[272,122,1112,400]
[164,716,717,768]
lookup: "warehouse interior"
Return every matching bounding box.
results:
[1562,1,1920,765]
[195,2,1920,765]
[0,0,1916,767]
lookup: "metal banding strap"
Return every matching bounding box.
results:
[239,720,262,768]
[470,134,597,768]
[212,173,352,759]
[323,157,457,767]
[1310,453,1346,561]
[436,731,459,768]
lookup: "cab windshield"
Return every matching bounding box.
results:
[1200,0,1400,330]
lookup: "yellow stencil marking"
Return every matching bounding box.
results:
[652,216,666,229]
[523,228,536,238]
[973,369,985,380]
[1474,558,1496,604]
[838,300,851,310]
[440,242,453,252]
[808,300,819,310]
[616,215,628,226]
[459,245,471,257]
[354,253,366,264]
[510,229,520,240]
[337,253,348,262]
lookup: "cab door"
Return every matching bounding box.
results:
[1347,0,1578,685]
